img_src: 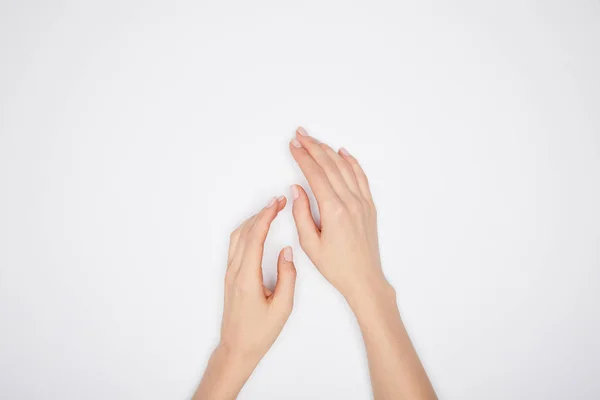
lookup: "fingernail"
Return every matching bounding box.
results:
[277,195,286,202]
[339,147,350,156]
[291,138,302,148]
[283,246,293,262]
[291,185,299,200]
[266,197,277,208]
[297,127,308,136]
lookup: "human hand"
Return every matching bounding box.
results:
[289,127,392,305]
[220,195,297,364]
[194,196,296,400]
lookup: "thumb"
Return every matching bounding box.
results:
[272,246,297,315]
[290,185,320,255]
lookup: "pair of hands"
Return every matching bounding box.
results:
[218,126,390,370]
[196,127,436,400]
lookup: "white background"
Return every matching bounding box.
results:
[1,1,599,399]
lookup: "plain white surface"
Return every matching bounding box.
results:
[1,1,600,399]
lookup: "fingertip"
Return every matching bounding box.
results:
[265,195,286,213]
[339,147,350,157]
[275,246,298,303]
[296,131,319,144]
[276,195,287,211]
[290,185,312,217]
[296,126,308,137]
[290,138,302,149]
[277,247,297,284]
[290,184,299,201]
[283,246,293,263]
[253,195,282,231]
[265,196,277,209]
[278,247,297,286]
[291,184,309,202]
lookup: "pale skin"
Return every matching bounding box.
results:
[193,127,437,400]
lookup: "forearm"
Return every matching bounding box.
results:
[346,279,437,400]
[193,344,256,400]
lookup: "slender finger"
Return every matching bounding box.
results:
[290,139,339,207]
[291,184,320,256]
[339,147,373,202]
[319,142,360,197]
[295,127,351,198]
[239,195,286,278]
[247,195,286,233]
[271,246,297,316]
[229,197,285,276]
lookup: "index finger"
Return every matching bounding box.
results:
[289,138,339,208]
[238,196,287,277]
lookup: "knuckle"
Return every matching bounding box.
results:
[229,229,240,242]
[328,203,348,219]
[322,197,341,210]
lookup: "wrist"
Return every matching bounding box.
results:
[344,277,398,321]
[213,342,258,374]
[194,344,253,400]
[200,343,256,398]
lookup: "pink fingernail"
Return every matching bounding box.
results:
[339,147,350,156]
[297,127,308,136]
[283,246,293,262]
[277,195,286,202]
[266,197,277,208]
[291,185,299,200]
[291,138,302,148]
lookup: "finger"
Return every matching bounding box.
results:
[229,197,285,277]
[295,127,351,198]
[290,138,338,208]
[271,246,297,315]
[338,147,373,202]
[290,184,320,255]
[319,142,360,197]
[239,196,286,277]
